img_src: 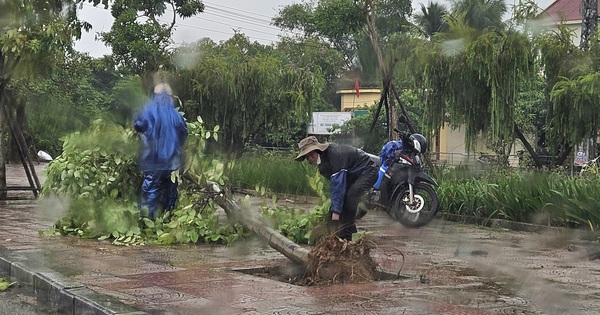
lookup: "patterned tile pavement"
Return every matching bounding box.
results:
[1,163,600,315]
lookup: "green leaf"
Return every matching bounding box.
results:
[0,278,16,292]
[143,218,155,227]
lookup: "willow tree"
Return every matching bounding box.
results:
[538,24,600,164]
[172,35,326,153]
[421,22,534,160]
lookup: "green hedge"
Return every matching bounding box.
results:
[437,166,600,230]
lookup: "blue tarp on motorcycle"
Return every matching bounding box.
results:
[380,140,403,166]
[373,140,403,190]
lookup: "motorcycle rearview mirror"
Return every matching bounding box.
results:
[398,115,408,125]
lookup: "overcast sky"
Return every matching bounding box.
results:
[74,0,557,58]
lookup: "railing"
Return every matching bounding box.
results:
[426,152,583,173]
[251,146,581,173]
[425,152,523,167]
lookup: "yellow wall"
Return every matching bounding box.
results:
[336,89,381,112]
[436,123,530,166]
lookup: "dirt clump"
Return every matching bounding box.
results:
[299,234,378,285]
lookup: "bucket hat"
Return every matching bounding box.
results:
[295,136,329,161]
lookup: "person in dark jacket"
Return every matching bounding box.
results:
[295,136,378,241]
[134,83,188,219]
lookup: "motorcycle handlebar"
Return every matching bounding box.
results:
[394,128,410,140]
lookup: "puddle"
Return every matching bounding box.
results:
[231,263,412,285]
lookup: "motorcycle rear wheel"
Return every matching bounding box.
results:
[391,182,439,228]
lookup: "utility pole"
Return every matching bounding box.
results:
[580,0,598,50]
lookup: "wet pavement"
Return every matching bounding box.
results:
[1,163,600,314]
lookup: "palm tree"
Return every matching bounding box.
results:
[414,2,450,39]
[450,0,507,31]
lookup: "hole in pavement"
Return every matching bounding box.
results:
[232,263,412,286]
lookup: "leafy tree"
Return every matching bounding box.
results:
[83,0,205,87]
[375,0,413,34]
[273,0,363,66]
[274,0,414,142]
[0,0,89,196]
[172,35,326,153]
[273,0,413,68]
[19,53,140,158]
[418,1,600,169]
[276,37,345,110]
[42,118,245,245]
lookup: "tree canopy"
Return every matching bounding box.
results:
[0,0,92,193]
[172,35,326,152]
[7,0,600,172]
[89,0,205,86]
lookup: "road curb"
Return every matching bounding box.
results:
[440,213,571,233]
[0,254,147,315]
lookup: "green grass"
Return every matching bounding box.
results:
[227,152,323,196]
[228,154,600,231]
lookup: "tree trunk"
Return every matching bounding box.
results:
[0,102,6,200]
[364,0,399,140]
[387,90,399,140]
[514,123,543,168]
[185,174,309,265]
[514,124,543,169]
[555,143,572,166]
[215,192,309,265]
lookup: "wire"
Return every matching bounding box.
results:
[205,5,274,25]
[203,0,276,19]
[80,3,284,44]
[160,18,281,43]
[80,2,327,49]
[167,6,283,32]
[179,17,282,38]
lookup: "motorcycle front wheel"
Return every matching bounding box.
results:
[390,182,439,228]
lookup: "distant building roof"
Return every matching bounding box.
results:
[540,0,598,22]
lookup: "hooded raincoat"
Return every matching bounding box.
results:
[134,90,188,218]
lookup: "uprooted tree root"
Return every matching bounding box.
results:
[298,234,378,285]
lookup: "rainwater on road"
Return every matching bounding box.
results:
[1,162,600,314]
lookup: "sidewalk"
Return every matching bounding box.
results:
[1,163,600,315]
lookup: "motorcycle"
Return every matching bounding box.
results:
[360,116,440,228]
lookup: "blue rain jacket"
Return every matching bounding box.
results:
[133,91,188,171]
[317,143,374,214]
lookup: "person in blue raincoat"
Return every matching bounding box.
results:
[133,83,188,219]
[295,136,378,241]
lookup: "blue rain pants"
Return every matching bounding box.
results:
[139,170,178,219]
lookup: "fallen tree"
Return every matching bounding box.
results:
[198,176,379,285]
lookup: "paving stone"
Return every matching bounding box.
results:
[2,163,600,314]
